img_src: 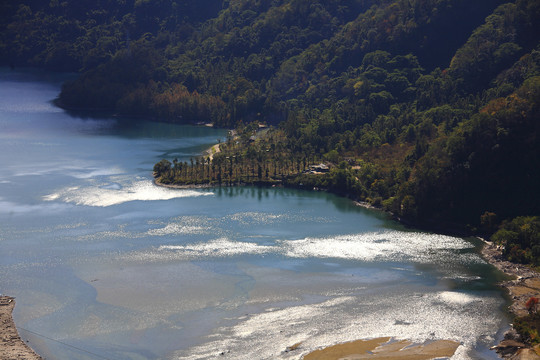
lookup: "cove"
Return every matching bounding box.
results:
[0,68,510,359]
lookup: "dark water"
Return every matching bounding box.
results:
[0,68,509,359]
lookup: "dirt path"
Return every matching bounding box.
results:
[204,143,221,161]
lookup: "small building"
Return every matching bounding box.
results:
[308,163,329,173]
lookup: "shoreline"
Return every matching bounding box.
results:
[153,175,281,189]
[0,296,42,360]
[154,177,215,189]
[479,240,540,358]
[480,239,540,317]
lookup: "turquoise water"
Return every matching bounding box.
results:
[0,68,509,359]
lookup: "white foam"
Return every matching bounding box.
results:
[125,231,474,265]
[279,232,473,263]
[147,223,205,236]
[147,224,204,236]
[436,291,481,305]
[158,238,276,258]
[228,212,286,225]
[175,297,356,360]
[44,179,213,207]
[172,289,502,360]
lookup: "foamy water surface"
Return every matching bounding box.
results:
[44,178,213,207]
[0,69,509,360]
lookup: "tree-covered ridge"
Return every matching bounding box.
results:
[2,0,540,257]
[402,73,540,224]
[0,0,224,71]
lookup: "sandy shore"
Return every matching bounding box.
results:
[0,296,42,360]
[303,338,460,359]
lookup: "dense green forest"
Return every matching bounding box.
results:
[2,0,540,267]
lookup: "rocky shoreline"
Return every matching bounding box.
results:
[0,296,42,360]
[480,240,540,359]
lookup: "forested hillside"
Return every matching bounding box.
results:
[0,0,223,71]
[2,0,540,263]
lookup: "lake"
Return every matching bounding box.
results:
[0,68,509,359]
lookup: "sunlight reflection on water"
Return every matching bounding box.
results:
[0,69,508,360]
